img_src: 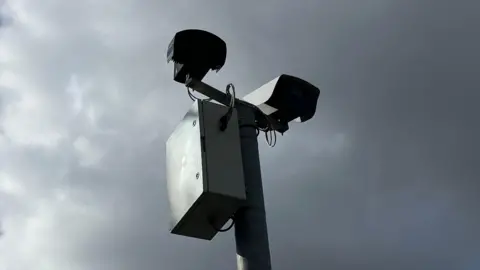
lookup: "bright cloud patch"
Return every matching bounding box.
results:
[0,1,176,269]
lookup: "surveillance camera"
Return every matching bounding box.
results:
[242,75,320,131]
[167,29,227,84]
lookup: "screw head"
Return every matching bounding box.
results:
[193,120,196,126]
[196,173,200,179]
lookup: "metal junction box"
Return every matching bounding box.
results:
[166,100,246,240]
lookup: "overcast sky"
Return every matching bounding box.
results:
[1,0,479,269]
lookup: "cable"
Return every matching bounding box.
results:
[186,86,212,102]
[254,111,278,147]
[220,83,277,147]
[265,117,277,147]
[219,83,236,131]
[265,129,277,147]
[184,74,211,102]
[240,119,277,147]
[239,124,261,136]
[238,103,278,147]
[186,86,198,101]
[184,76,278,147]
[226,83,236,108]
[221,82,277,147]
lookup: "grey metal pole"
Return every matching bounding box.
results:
[186,78,273,269]
[235,104,272,270]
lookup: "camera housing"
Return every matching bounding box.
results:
[167,29,227,84]
[242,75,320,132]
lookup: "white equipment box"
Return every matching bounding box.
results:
[166,100,246,240]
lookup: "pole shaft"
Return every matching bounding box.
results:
[235,104,272,270]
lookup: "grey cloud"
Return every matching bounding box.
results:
[0,0,479,269]
[259,1,480,269]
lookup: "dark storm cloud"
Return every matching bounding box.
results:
[142,1,480,268]
[241,1,480,269]
[0,0,479,269]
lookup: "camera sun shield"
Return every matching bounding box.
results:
[167,29,227,84]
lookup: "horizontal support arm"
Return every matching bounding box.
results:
[186,77,233,107]
[185,77,289,133]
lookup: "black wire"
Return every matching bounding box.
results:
[186,86,212,102]
[219,111,233,131]
[186,86,198,101]
[186,80,278,147]
[219,83,236,132]
[240,108,278,146]
[240,124,261,136]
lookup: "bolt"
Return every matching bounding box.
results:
[193,120,196,126]
[196,173,200,179]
